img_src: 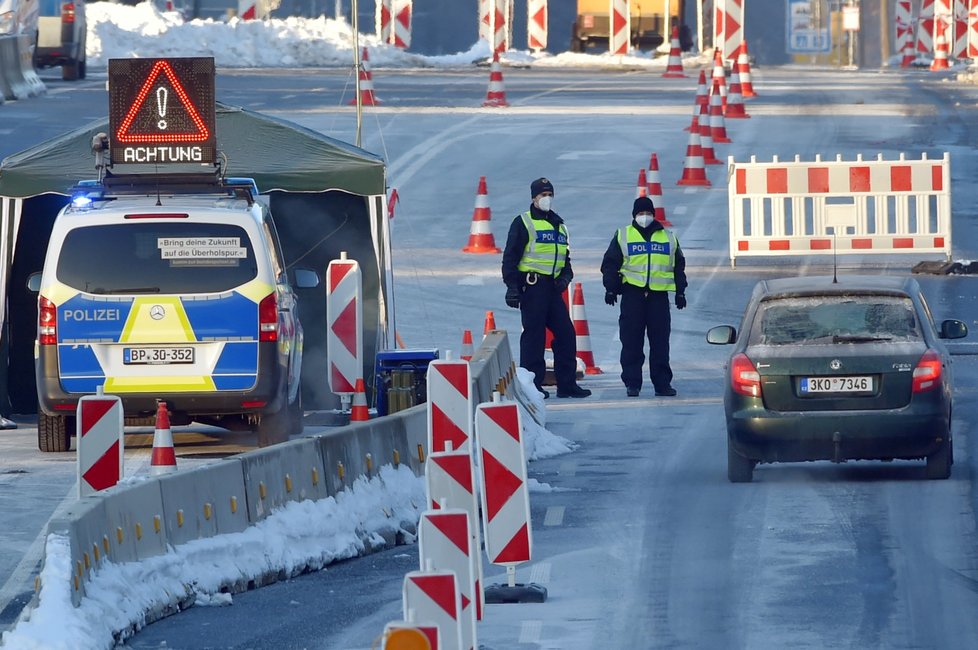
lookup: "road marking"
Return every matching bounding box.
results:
[543,505,565,526]
[529,562,552,585]
[559,460,577,477]
[519,620,543,643]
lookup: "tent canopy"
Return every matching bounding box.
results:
[0,103,386,198]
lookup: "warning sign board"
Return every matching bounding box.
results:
[108,57,217,165]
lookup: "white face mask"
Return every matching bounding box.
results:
[634,213,654,228]
[536,196,553,212]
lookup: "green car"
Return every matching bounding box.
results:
[707,275,968,483]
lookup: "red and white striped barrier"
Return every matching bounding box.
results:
[77,390,124,497]
[527,0,548,51]
[610,0,630,55]
[491,0,509,52]
[419,509,478,650]
[392,0,412,48]
[968,0,978,58]
[476,400,531,566]
[425,450,484,620]
[376,0,392,43]
[326,252,363,400]
[403,570,463,650]
[727,152,952,267]
[714,0,745,63]
[426,359,472,454]
[478,0,492,42]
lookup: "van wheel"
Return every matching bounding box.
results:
[727,442,755,483]
[255,408,290,447]
[38,413,72,452]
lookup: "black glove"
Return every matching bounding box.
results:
[554,277,569,294]
[505,286,521,309]
[605,291,618,306]
[675,294,687,310]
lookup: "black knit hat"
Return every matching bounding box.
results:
[530,177,555,198]
[632,196,655,217]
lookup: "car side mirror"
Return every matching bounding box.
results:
[706,325,737,344]
[293,268,319,289]
[26,272,41,293]
[940,319,968,340]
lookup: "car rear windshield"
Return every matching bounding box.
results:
[750,296,920,345]
[56,223,258,294]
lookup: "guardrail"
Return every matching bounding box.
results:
[0,34,46,103]
[727,153,952,267]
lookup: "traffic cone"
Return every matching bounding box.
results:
[462,176,501,253]
[737,41,757,97]
[709,78,732,144]
[900,38,916,68]
[647,153,672,226]
[461,329,474,361]
[483,52,509,107]
[677,113,711,187]
[150,401,177,476]
[571,283,603,375]
[348,47,379,106]
[725,67,750,118]
[350,377,370,421]
[697,101,721,165]
[661,25,686,78]
[684,70,709,131]
[483,310,497,336]
[711,49,728,113]
[635,168,648,197]
[930,31,949,71]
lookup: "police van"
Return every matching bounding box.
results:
[30,170,311,452]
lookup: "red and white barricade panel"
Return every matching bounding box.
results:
[419,509,477,650]
[610,0,630,55]
[425,451,484,620]
[491,0,509,52]
[969,0,978,57]
[376,0,392,43]
[727,153,951,267]
[476,401,531,565]
[527,0,547,51]
[714,0,744,63]
[326,252,363,397]
[479,0,492,42]
[426,359,472,454]
[392,0,412,48]
[403,570,463,650]
[77,391,124,497]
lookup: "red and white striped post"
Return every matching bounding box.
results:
[403,570,463,650]
[492,0,509,52]
[476,396,546,603]
[76,387,124,497]
[609,0,630,55]
[478,0,492,43]
[419,509,478,650]
[326,252,363,411]
[376,0,392,43]
[527,0,548,51]
[391,0,412,48]
[426,358,472,454]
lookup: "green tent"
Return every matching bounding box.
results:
[0,103,393,415]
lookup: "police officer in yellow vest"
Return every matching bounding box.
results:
[600,196,687,397]
[502,178,591,399]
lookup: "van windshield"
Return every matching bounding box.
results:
[56,223,258,294]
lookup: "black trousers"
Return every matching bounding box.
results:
[619,287,672,391]
[519,278,577,390]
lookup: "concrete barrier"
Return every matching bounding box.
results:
[101,479,167,565]
[159,459,250,546]
[0,35,31,100]
[238,437,328,522]
[18,34,46,96]
[0,36,19,101]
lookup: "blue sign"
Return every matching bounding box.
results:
[786,0,831,53]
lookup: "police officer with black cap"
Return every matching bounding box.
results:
[502,178,591,399]
[600,196,687,397]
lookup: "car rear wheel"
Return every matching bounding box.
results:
[38,413,73,452]
[925,436,952,480]
[727,443,755,483]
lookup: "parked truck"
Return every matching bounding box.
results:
[570,0,684,53]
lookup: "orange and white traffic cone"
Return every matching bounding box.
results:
[462,176,501,253]
[348,47,379,106]
[483,52,509,107]
[684,69,709,131]
[900,39,916,68]
[647,153,672,226]
[661,25,686,78]
[350,378,370,421]
[635,168,648,198]
[483,310,497,337]
[150,401,177,476]
[725,67,750,118]
[677,113,711,187]
[711,49,728,113]
[930,31,949,71]
[697,100,721,165]
[461,329,474,361]
[737,41,756,97]
[709,78,732,144]
[571,283,603,375]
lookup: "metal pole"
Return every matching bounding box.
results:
[352,0,362,147]
[696,0,703,51]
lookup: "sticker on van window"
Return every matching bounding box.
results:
[157,237,246,267]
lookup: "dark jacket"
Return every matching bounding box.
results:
[501,203,574,290]
[600,218,687,294]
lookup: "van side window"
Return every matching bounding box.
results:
[261,216,286,282]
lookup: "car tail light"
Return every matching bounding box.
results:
[259,293,278,342]
[912,349,943,393]
[241,400,267,408]
[38,297,57,345]
[730,353,761,397]
[61,2,76,23]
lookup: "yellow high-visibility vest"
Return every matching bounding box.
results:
[517,211,568,277]
[618,225,677,291]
